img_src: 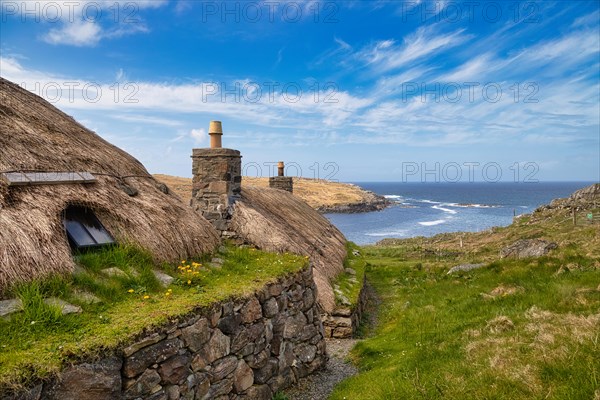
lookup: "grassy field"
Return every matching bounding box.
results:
[330,206,600,399]
[0,245,306,394]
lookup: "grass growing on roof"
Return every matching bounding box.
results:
[0,244,307,393]
[333,242,367,308]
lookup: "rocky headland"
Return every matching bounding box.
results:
[154,175,390,214]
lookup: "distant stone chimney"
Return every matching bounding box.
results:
[269,161,293,193]
[191,121,241,237]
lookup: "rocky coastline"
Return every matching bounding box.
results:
[316,195,390,214]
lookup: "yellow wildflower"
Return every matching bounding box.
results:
[187,280,192,285]
[143,295,150,299]
[127,289,134,293]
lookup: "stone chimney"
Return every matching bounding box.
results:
[209,120,223,149]
[269,161,293,193]
[191,121,241,237]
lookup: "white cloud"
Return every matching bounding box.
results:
[190,128,207,145]
[0,56,376,131]
[43,19,102,46]
[1,13,598,154]
[353,26,470,73]
[437,54,496,82]
[112,114,183,127]
[2,0,167,47]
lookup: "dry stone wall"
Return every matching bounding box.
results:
[14,265,326,400]
[322,276,371,339]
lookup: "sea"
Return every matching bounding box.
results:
[324,182,595,245]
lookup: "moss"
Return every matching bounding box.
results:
[333,242,367,309]
[0,245,307,392]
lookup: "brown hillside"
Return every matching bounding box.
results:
[154,174,388,212]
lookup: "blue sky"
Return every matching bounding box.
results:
[1,0,599,182]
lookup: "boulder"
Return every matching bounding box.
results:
[0,298,23,318]
[447,263,486,274]
[100,267,127,278]
[43,298,82,315]
[152,270,175,287]
[500,239,557,259]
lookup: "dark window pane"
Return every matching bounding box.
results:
[64,219,96,247]
[86,224,114,244]
[63,206,115,250]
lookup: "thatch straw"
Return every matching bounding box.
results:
[0,77,220,291]
[231,186,347,313]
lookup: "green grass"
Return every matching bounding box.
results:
[330,206,600,400]
[0,245,307,393]
[272,392,290,400]
[333,242,367,308]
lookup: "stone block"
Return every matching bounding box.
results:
[209,355,238,382]
[181,318,210,352]
[198,329,230,364]
[233,360,254,393]
[283,313,307,339]
[253,358,278,384]
[237,384,272,400]
[124,369,161,399]
[158,354,191,385]
[43,357,122,400]
[123,333,166,357]
[123,339,181,378]
[240,296,262,323]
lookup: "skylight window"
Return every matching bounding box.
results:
[63,206,115,251]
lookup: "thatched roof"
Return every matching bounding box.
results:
[0,77,220,290]
[230,186,347,313]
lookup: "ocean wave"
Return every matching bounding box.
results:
[420,199,442,204]
[444,202,499,208]
[384,195,403,200]
[432,204,458,214]
[418,219,447,226]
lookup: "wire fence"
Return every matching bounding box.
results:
[570,208,600,226]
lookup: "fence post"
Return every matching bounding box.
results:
[572,207,577,226]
